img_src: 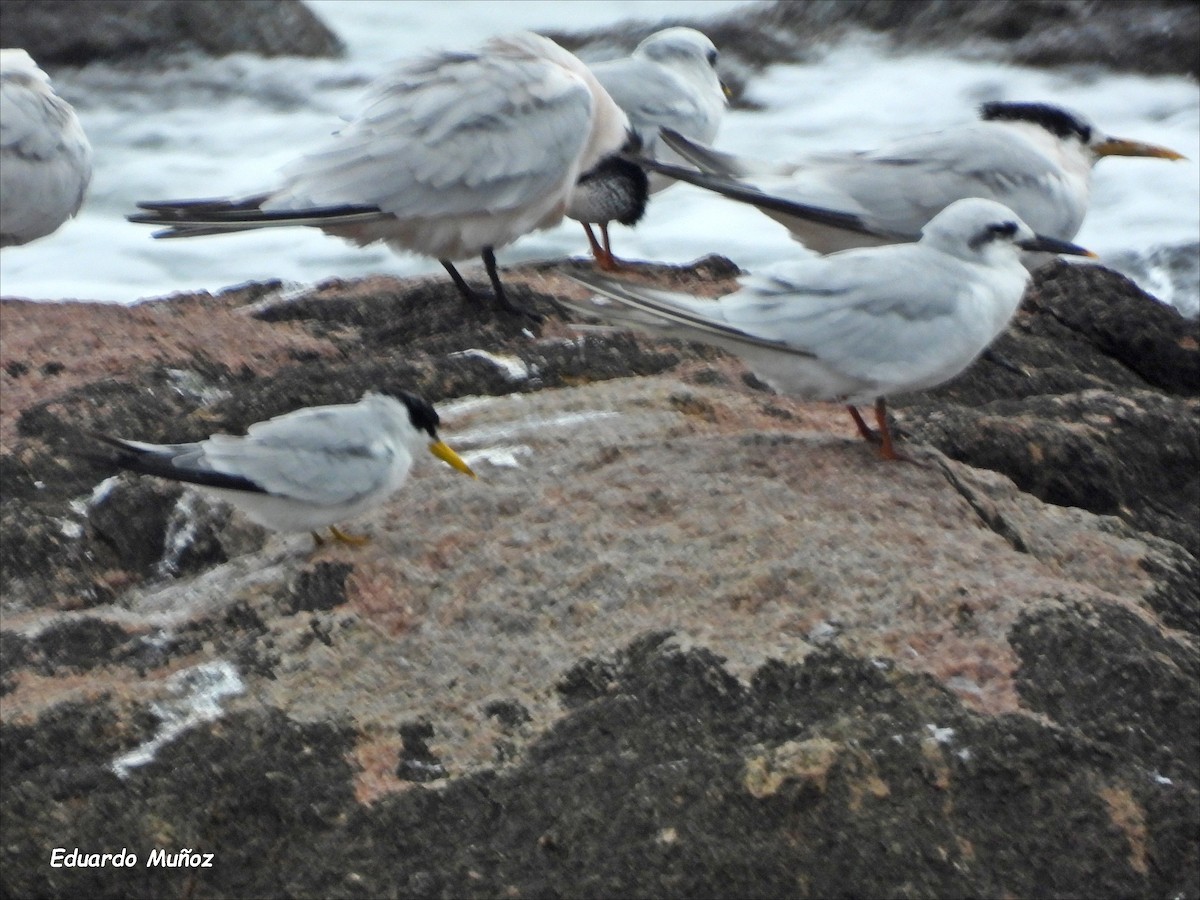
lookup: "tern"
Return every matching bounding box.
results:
[559,197,1094,459]
[644,101,1184,255]
[566,27,727,270]
[128,32,633,318]
[0,49,92,247]
[86,391,476,547]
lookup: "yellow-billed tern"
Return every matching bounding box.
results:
[646,101,1184,258]
[87,391,476,546]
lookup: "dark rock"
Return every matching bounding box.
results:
[1011,600,1200,781]
[285,561,353,614]
[159,498,269,577]
[9,639,1193,897]
[897,261,1200,557]
[1028,263,1200,397]
[901,388,1200,556]
[483,699,532,730]
[0,0,343,67]
[29,618,138,674]
[549,0,1200,81]
[3,707,356,898]
[396,719,447,783]
[1140,548,1200,636]
[85,477,182,577]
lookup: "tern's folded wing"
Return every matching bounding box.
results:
[723,250,988,385]
[270,42,595,221]
[198,432,397,507]
[802,125,1080,241]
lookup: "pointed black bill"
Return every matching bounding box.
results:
[1016,235,1097,258]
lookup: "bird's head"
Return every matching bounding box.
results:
[921,198,1096,264]
[979,100,1184,165]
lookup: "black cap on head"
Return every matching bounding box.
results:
[391,391,440,438]
[979,101,1093,144]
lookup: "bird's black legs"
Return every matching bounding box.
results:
[441,260,476,302]
[439,254,540,320]
[483,247,541,319]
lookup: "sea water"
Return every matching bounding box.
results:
[1,0,1196,314]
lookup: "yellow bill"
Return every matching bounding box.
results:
[1094,137,1186,161]
[429,440,477,478]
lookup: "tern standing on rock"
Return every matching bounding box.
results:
[129,32,634,318]
[567,27,728,270]
[647,101,1184,258]
[560,198,1095,460]
[85,392,476,548]
[0,49,92,248]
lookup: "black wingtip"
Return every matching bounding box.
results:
[80,431,269,494]
[620,154,901,241]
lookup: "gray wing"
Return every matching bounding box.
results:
[269,43,594,220]
[595,58,720,153]
[568,245,973,386]
[194,405,398,505]
[716,249,976,384]
[781,124,1083,240]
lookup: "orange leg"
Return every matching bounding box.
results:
[846,405,875,443]
[846,399,904,461]
[582,222,622,271]
[598,224,624,271]
[873,397,902,461]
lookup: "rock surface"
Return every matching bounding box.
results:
[551,0,1200,89]
[0,0,343,66]
[5,0,1194,81]
[1,258,1198,897]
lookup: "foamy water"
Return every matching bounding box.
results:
[1,0,1197,314]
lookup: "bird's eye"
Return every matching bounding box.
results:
[706,49,719,67]
[989,221,1019,238]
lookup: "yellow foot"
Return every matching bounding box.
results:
[329,525,371,546]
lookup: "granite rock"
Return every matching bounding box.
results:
[1,257,1197,897]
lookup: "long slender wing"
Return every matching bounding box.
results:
[659,128,791,178]
[562,270,806,356]
[716,251,975,385]
[85,433,267,493]
[89,404,399,506]
[126,198,384,238]
[267,35,595,221]
[661,123,1082,242]
[130,34,601,236]
[564,244,976,387]
[626,154,903,241]
[793,124,1082,240]
[199,405,398,504]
